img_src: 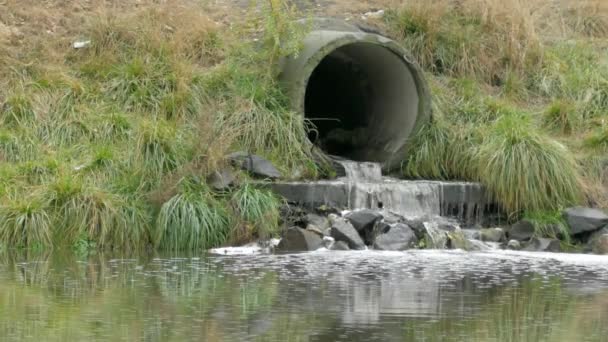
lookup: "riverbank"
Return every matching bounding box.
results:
[1,0,607,252]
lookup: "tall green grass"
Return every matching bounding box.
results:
[154,179,231,251]
[231,183,281,242]
[476,115,583,214]
[0,195,52,249]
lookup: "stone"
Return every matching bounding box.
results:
[507,240,521,250]
[277,227,324,252]
[373,223,418,251]
[509,220,535,241]
[345,209,383,232]
[207,169,236,191]
[479,228,506,243]
[330,218,366,250]
[403,218,427,240]
[305,224,325,237]
[227,152,282,179]
[331,241,350,251]
[523,237,561,253]
[589,228,608,255]
[563,207,608,236]
[305,213,331,231]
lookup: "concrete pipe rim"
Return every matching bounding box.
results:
[280,23,432,171]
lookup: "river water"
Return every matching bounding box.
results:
[1,250,607,341]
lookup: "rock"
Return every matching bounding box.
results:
[227,152,282,179]
[437,223,458,232]
[523,237,561,253]
[305,213,330,231]
[373,223,418,251]
[507,240,521,250]
[589,228,608,255]
[331,241,351,251]
[306,224,325,237]
[277,227,324,252]
[509,220,535,241]
[345,209,383,232]
[563,207,608,236]
[330,218,366,250]
[479,228,506,243]
[403,218,427,240]
[382,211,404,224]
[207,169,236,191]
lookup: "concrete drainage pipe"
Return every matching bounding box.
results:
[279,18,431,171]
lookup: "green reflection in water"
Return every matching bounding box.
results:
[0,251,606,342]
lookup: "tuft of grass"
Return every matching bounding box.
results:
[584,126,608,151]
[403,117,478,181]
[476,115,584,215]
[230,183,281,243]
[542,100,580,134]
[133,118,188,184]
[1,93,36,127]
[0,195,52,249]
[45,176,148,250]
[523,210,571,243]
[154,178,231,251]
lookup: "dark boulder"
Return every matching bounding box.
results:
[523,237,561,253]
[330,218,366,250]
[277,227,324,252]
[207,169,237,191]
[373,223,418,251]
[563,207,608,236]
[228,152,282,179]
[508,220,535,241]
[403,218,427,240]
[345,209,383,232]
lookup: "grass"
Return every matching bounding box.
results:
[0,0,606,250]
[388,0,608,222]
[154,178,231,251]
[0,195,52,249]
[230,183,282,243]
[476,115,584,215]
[523,210,571,243]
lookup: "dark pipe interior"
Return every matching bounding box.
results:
[305,50,374,158]
[303,42,419,163]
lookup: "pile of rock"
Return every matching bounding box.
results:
[275,206,608,255]
[277,209,468,252]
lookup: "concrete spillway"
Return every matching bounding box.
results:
[271,179,490,225]
[279,18,431,171]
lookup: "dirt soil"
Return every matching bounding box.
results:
[0,0,397,44]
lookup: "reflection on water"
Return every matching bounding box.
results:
[1,250,607,341]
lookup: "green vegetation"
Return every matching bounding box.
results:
[389,0,608,237]
[1,0,606,249]
[0,1,303,251]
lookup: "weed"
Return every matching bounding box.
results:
[523,210,571,243]
[0,194,52,248]
[230,183,281,243]
[542,100,580,134]
[154,178,230,251]
[477,115,583,214]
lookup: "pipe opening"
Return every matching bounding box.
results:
[304,42,420,163]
